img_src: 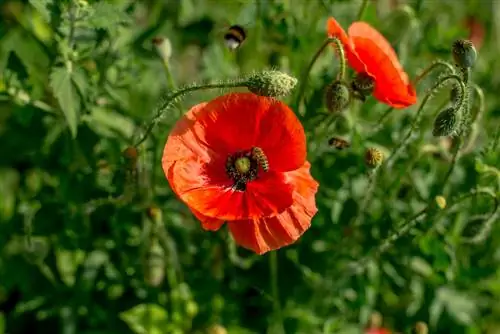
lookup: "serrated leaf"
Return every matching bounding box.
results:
[49,66,80,138]
[87,2,131,30]
[29,0,53,23]
[119,304,169,334]
[71,67,88,97]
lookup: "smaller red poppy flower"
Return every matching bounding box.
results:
[465,16,485,50]
[162,92,319,255]
[326,17,417,109]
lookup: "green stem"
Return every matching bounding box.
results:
[356,0,370,21]
[133,80,248,147]
[294,37,346,114]
[269,252,285,334]
[385,75,466,168]
[351,168,379,227]
[413,60,456,85]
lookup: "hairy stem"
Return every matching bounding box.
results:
[356,0,370,21]
[270,252,285,334]
[294,37,346,114]
[413,60,456,85]
[133,80,247,147]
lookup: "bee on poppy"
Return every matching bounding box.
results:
[328,136,350,150]
[224,24,247,50]
[251,147,269,172]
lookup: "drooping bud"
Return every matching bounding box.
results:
[435,195,447,209]
[245,70,298,98]
[152,36,172,61]
[412,322,429,334]
[449,84,462,105]
[365,148,384,168]
[452,39,477,68]
[432,107,458,137]
[325,80,350,113]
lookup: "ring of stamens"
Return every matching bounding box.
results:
[351,72,375,98]
[225,148,265,191]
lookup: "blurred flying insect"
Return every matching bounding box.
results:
[252,147,269,172]
[328,137,351,150]
[224,24,247,50]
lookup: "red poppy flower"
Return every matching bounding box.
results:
[465,16,485,50]
[326,17,417,108]
[162,92,318,255]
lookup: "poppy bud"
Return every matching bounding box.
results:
[369,311,383,328]
[152,36,172,61]
[432,107,458,137]
[245,70,298,98]
[452,39,477,69]
[449,84,462,105]
[147,205,162,223]
[325,80,350,113]
[435,195,446,209]
[412,322,428,334]
[365,148,384,168]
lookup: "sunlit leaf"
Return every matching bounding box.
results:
[28,0,54,23]
[119,304,169,334]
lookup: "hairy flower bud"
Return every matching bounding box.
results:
[365,148,384,168]
[412,322,429,334]
[325,80,350,113]
[143,238,165,287]
[432,107,458,137]
[245,70,298,98]
[452,39,477,68]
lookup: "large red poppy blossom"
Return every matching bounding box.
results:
[162,92,319,255]
[326,17,417,108]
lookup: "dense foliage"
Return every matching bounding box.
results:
[0,0,499,333]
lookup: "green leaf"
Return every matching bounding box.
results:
[87,2,131,30]
[28,0,54,23]
[55,249,86,287]
[119,304,169,334]
[0,312,4,334]
[49,66,80,138]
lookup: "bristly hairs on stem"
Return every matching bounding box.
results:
[461,84,485,153]
[294,37,347,115]
[413,60,456,86]
[385,74,466,168]
[132,78,248,147]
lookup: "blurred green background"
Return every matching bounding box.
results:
[1,0,499,333]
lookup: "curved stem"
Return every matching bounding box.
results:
[294,37,346,114]
[351,168,379,227]
[385,75,466,168]
[133,81,247,147]
[413,60,456,85]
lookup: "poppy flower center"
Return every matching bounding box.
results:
[351,72,375,101]
[225,147,268,191]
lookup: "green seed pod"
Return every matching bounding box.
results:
[325,80,350,113]
[452,39,477,68]
[351,72,375,97]
[432,107,458,137]
[365,148,384,168]
[245,70,298,98]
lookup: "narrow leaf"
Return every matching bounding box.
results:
[49,66,80,138]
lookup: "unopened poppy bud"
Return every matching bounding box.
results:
[412,322,428,334]
[452,39,477,68]
[245,70,298,98]
[325,80,350,113]
[152,36,172,61]
[365,148,384,168]
[449,84,462,104]
[435,195,446,209]
[432,107,458,137]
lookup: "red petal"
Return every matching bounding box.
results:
[348,22,417,108]
[189,207,225,231]
[227,162,318,254]
[326,17,369,75]
[170,157,294,220]
[194,93,306,172]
